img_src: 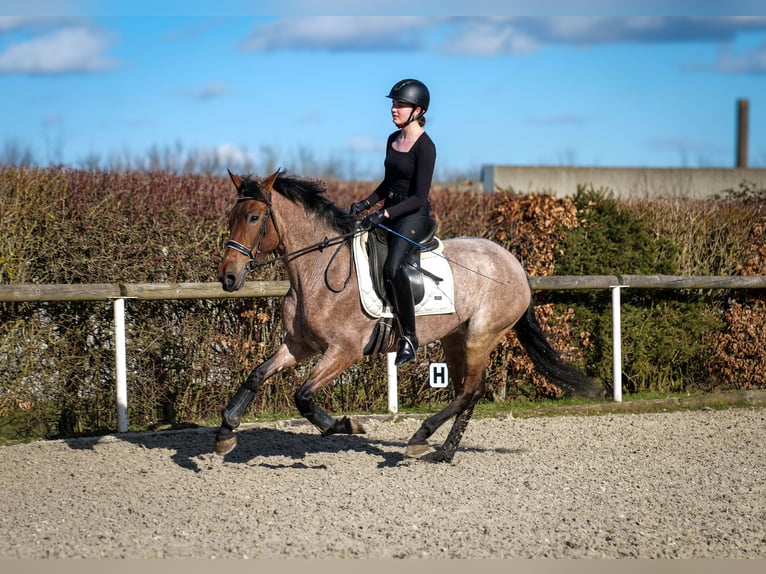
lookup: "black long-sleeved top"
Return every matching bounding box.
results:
[363,130,436,219]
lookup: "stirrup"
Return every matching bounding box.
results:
[395,335,418,366]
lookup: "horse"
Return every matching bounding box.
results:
[214,169,601,463]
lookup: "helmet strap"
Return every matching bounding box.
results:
[398,107,420,128]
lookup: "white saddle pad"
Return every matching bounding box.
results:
[353,231,455,318]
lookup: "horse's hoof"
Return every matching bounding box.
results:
[347,417,366,435]
[215,428,237,455]
[215,436,236,455]
[405,442,434,458]
[323,416,367,436]
[421,449,454,464]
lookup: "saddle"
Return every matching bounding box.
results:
[354,221,455,354]
[353,221,454,324]
[364,218,440,306]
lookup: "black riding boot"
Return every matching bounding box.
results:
[385,278,418,366]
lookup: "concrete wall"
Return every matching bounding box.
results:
[480,165,766,199]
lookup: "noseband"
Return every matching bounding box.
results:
[224,193,282,272]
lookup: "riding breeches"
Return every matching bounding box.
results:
[383,212,432,282]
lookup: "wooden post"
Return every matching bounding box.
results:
[736,98,749,168]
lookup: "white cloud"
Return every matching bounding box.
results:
[241,16,438,52]
[346,134,380,153]
[238,16,766,62]
[242,16,766,76]
[442,16,766,54]
[0,16,84,31]
[0,16,31,31]
[202,143,259,167]
[0,25,120,74]
[714,41,766,74]
[442,18,539,55]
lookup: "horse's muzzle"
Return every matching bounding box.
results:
[218,264,247,292]
[219,271,244,292]
[220,273,238,292]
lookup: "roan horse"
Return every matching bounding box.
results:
[215,169,601,462]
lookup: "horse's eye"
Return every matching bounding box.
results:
[249,214,260,224]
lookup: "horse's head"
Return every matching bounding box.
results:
[217,169,283,292]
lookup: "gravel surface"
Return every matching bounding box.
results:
[1,407,764,558]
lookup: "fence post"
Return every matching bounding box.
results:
[387,352,398,414]
[611,285,623,402]
[112,297,129,432]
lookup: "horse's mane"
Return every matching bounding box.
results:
[241,172,357,234]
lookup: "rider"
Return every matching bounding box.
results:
[349,78,436,366]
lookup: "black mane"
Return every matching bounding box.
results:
[241,172,356,234]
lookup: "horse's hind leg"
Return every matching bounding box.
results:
[405,334,469,456]
[406,332,488,462]
[422,387,483,463]
[406,381,485,462]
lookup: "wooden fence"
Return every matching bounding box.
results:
[4,275,766,303]
[2,276,765,431]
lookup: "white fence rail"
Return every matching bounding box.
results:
[2,276,765,431]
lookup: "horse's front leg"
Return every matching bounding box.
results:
[294,348,366,436]
[215,340,310,455]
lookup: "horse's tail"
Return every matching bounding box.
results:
[514,299,603,399]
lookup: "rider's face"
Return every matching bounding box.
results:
[391,100,418,127]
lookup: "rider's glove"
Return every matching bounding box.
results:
[349,199,371,217]
[362,211,385,229]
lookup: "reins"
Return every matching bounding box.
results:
[226,195,509,293]
[281,230,358,293]
[225,194,360,292]
[377,222,511,286]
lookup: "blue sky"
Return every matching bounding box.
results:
[2,5,766,180]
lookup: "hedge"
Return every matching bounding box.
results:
[1,167,764,441]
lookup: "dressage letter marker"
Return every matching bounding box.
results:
[429,362,449,388]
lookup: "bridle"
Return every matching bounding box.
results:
[224,193,283,272]
[223,192,359,292]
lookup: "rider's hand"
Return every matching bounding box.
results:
[362,211,385,229]
[349,200,370,217]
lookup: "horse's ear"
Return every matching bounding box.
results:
[227,169,243,193]
[262,168,282,192]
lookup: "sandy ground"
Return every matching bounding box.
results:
[1,407,764,559]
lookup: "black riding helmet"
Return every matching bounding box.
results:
[387,79,429,126]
